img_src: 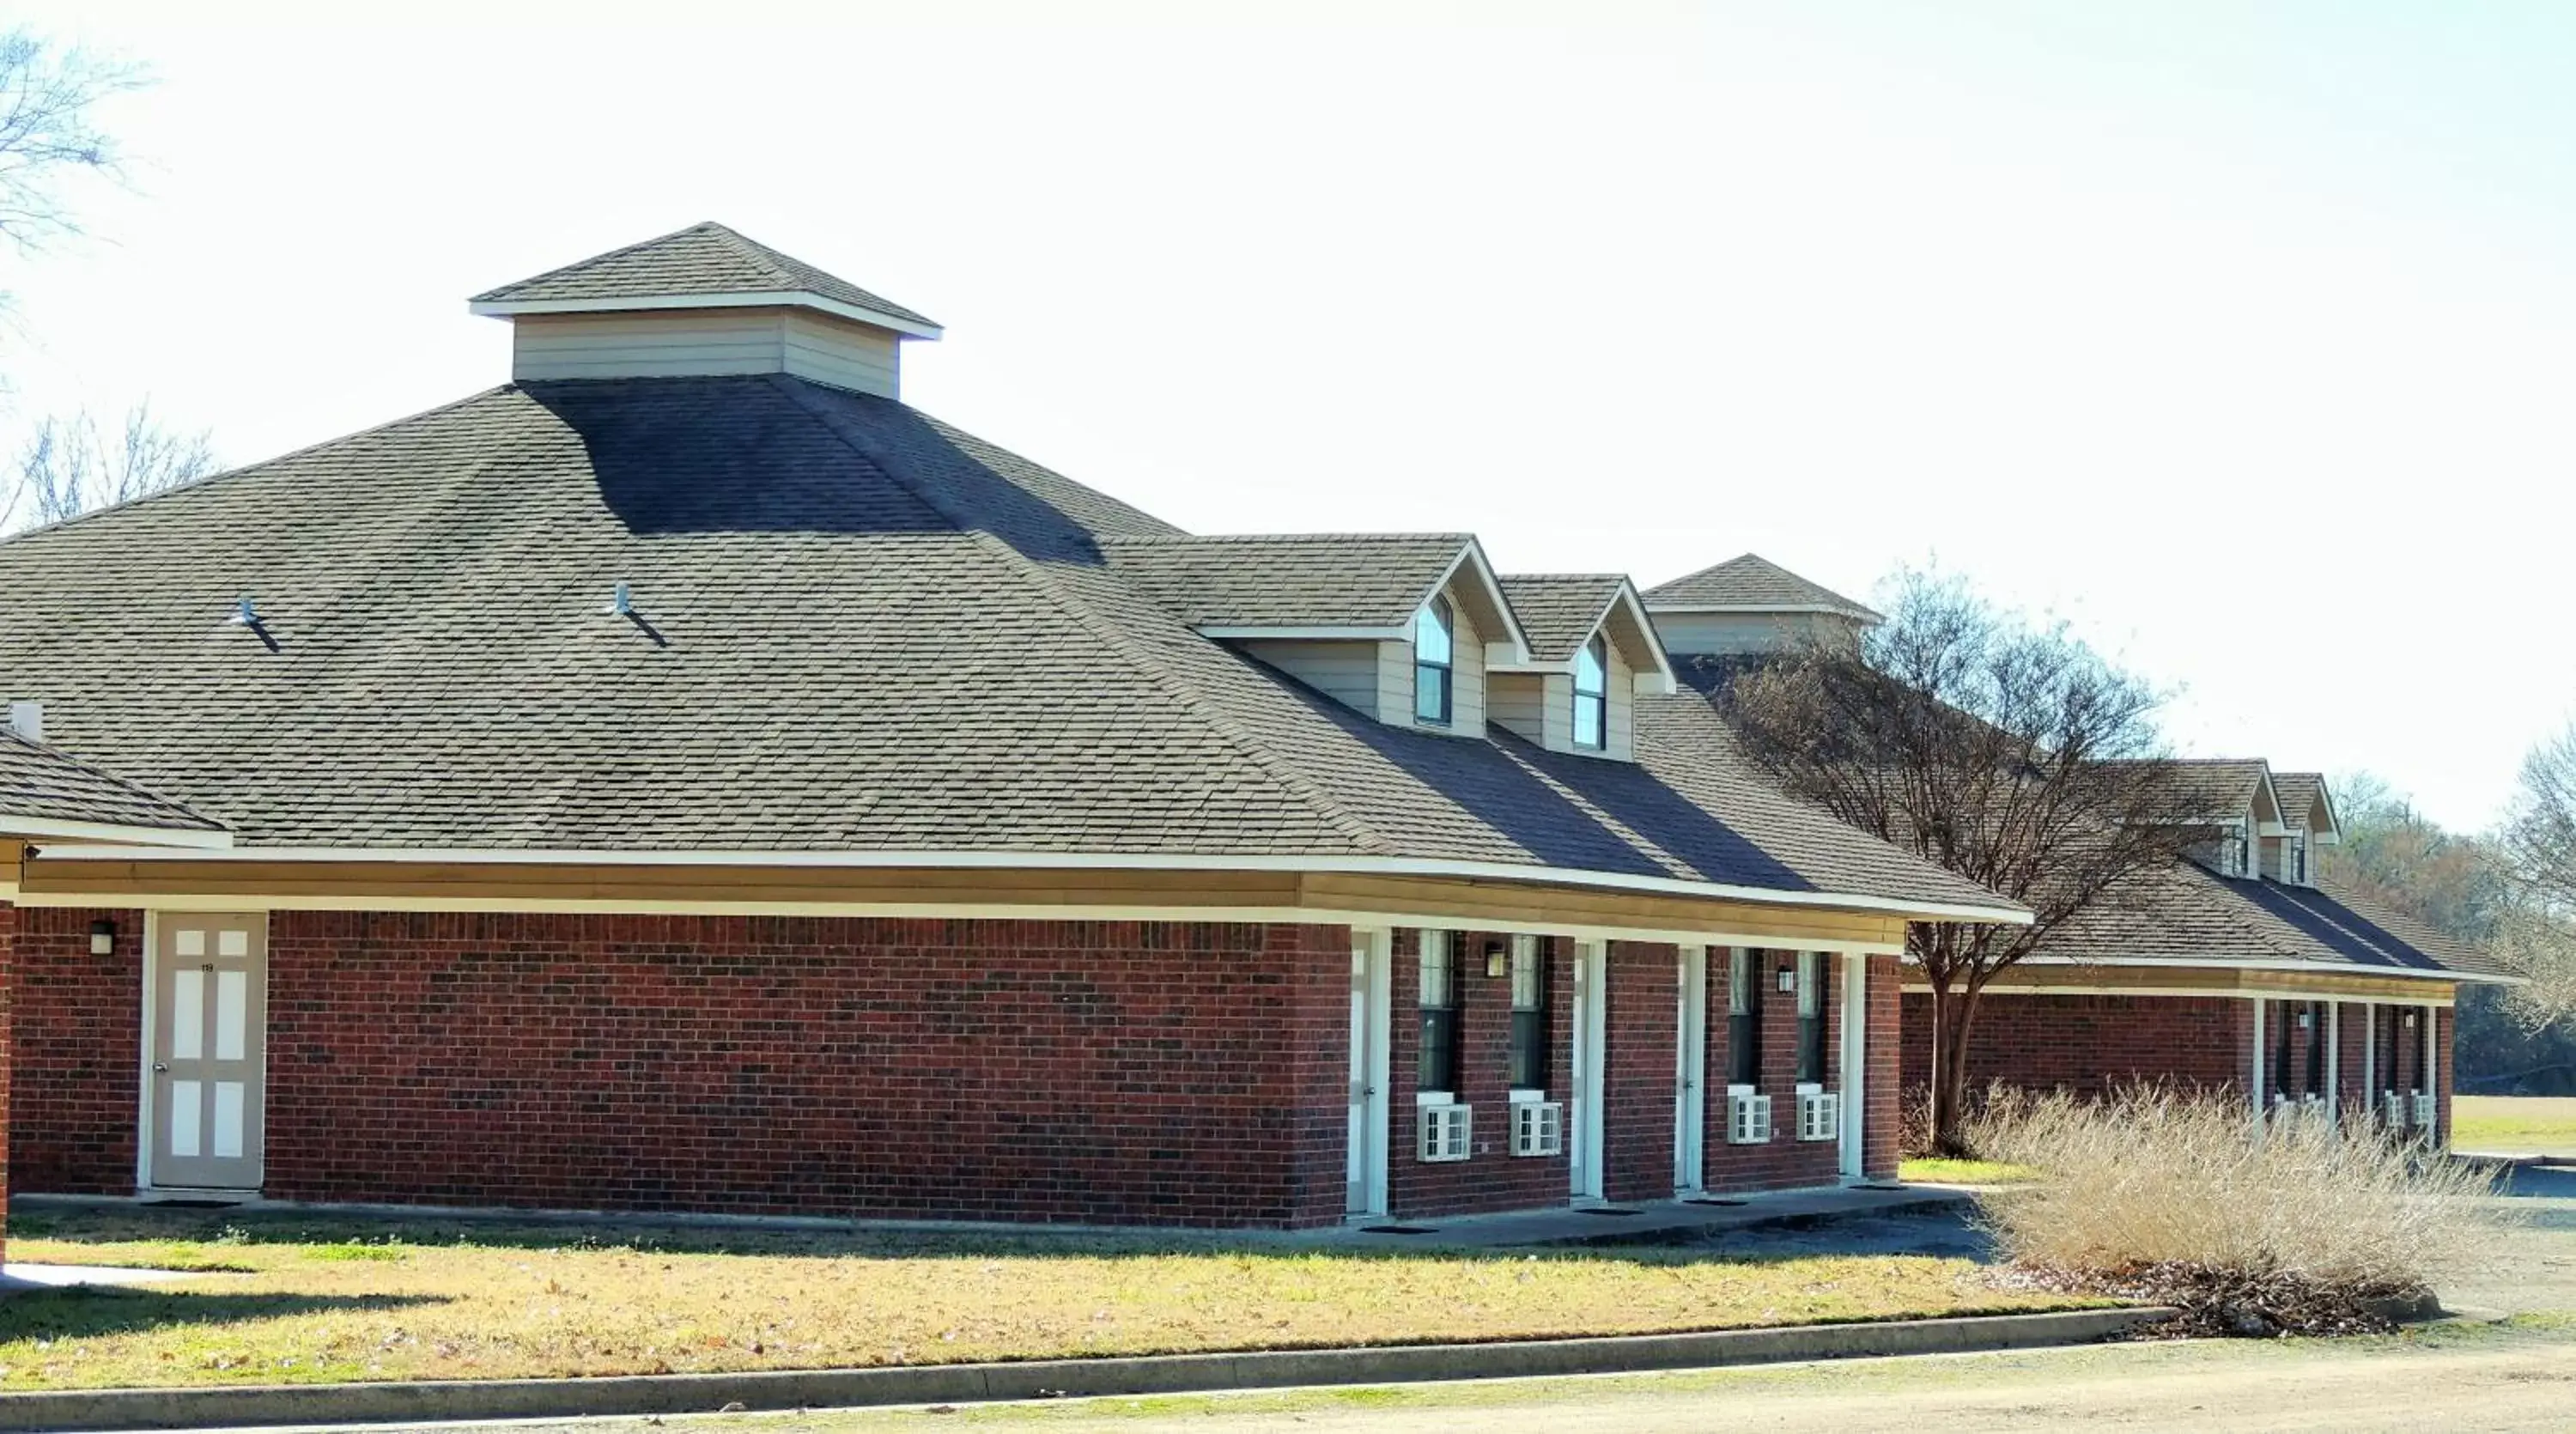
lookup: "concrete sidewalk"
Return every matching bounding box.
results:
[1337,1182,1970,1249]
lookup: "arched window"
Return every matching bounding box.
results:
[1413,597,1454,726]
[1572,635,1607,750]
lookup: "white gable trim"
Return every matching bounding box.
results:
[1,817,233,849]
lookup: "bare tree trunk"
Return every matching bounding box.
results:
[1930,980,1986,1157]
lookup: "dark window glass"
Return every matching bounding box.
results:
[1795,952,1829,1085]
[2274,1000,2294,1097]
[1572,635,1607,750]
[1728,949,1764,1086]
[1417,931,1460,1095]
[1413,598,1454,726]
[1509,938,1550,1090]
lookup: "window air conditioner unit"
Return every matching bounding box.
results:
[1727,1088,1772,1145]
[1510,1100,1564,1158]
[2382,1091,2408,1128]
[1795,1086,1839,1142]
[1418,1103,1473,1163]
[2410,1091,2438,1133]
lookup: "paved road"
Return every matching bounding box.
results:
[231,1164,2576,1434]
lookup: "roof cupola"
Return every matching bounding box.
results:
[471,222,941,398]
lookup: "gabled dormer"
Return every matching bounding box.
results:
[2154,758,2282,879]
[1488,576,1676,760]
[472,222,943,399]
[2266,771,2339,887]
[1642,554,1881,658]
[1103,533,1530,735]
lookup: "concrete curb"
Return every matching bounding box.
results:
[0,1306,2171,1431]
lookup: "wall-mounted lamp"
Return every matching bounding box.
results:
[1777,966,1796,993]
[2297,1010,2312,1030]
[1484,939,1507,978]
[89,918,116,956]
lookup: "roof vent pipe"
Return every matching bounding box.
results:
[231,596,260,625]
[6,700,40,742]
[605,581,633,617]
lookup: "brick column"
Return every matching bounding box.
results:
[1,898,15,1263]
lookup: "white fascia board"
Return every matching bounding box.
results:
[32,844,2032,926]
[1605,580,1681,692]
[470,290,945,341]
[1197,624,1405,641]
[14,818,234,849]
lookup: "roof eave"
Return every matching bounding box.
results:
[470,290,945,341]
[9,816,234,849]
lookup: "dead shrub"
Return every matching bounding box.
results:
[1967,1085,2512,1336]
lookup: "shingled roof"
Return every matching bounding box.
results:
[2155,759,2278,821]
[1103,534,1473,631]
[0,728,222,838]
[471,222,940,333]
[2272,771,2336,833]
[2038,862,2509,982]
[0,372,2015,918]
[1644,554,1880,620]
[1497,575,1627,663]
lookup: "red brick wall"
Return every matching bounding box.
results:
[1603,941,1678,1206]
[1386,930,1575,1218]
[1700,949,1845,1193]
[1899,989,2251,1103]
[1,898,15,1262]
[7,906,144,1194]
[13,909,1353,1228]
[2437,1006,2455,1148]
[2336,1002,2370,1121]
[1864,954,1900,1179]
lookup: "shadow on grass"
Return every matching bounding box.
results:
[6,1201,1987,1273]
[0,1287,447,1342]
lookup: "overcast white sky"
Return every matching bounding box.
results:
[4,0,2569,831]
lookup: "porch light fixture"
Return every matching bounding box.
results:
[89,919,116,955]
[1777,965,1796,993]
[1484,939,1507,979]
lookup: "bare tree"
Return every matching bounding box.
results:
[0,27,143,261]
[1717,572,2197,1154]
[3,399,213,527]
[2499,726,2576,1024]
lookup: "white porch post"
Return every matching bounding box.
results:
[2250,997,2268,1123]
[2324,1003,2341,1128]
[1838,950,1868,1181]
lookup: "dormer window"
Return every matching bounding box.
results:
[1572,636,1607,750]
[2220,830,2249,877]
[1413,597,1455,726]
[2286,833,2306,884]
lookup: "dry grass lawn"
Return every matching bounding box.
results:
[2453,1096,2576,1154]
[1898,1158,2040,1186]
[0,1206,2095,1392]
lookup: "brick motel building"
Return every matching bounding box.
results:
[1632,571,2512,1151]
[0,224,2029,1239]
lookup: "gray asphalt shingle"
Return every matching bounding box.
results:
[0,729,220,834]
[0,373,2014,914]
[1644,554,1880,618]
[1497,575,1625,663]
[472,222,940,330]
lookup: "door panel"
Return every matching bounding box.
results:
[150,914,268,1189]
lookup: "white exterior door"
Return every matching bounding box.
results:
[146,913,269,1190]
[1674,945,1707,1193]
[1345,930,1391,1218]
[1569,940,1607,1202]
